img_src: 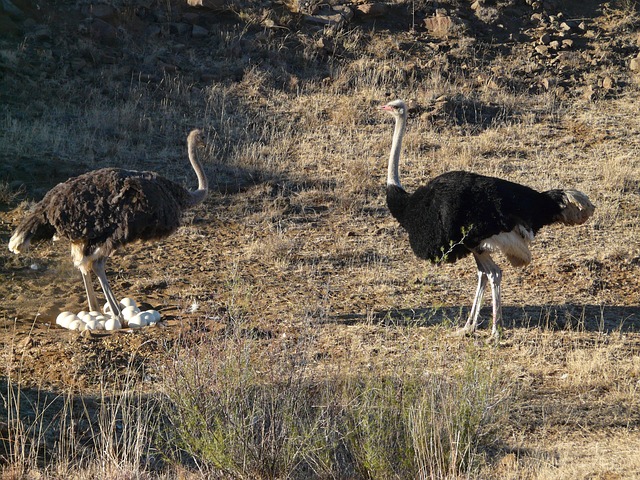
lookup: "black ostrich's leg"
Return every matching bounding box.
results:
[456,251,503,340]
[461,267,488,334]
[475,252,503,340]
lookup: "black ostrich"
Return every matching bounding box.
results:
[380,99,595,340]
[8,129,208,320]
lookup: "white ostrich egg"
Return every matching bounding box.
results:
[103,302,113,314]
[68,319,83,331]
[96,320,106,330]
[128,312,148,328]
[77,311,89,320]
[56,312,77,329]
[120,297,137,308]
[84,319,98,330]
[147,310,161,323]
[56,311,74,325]
[121,305,140,320]
[105,318,122,331]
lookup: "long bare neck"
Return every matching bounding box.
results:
[186,132,208,207]
[387,112,407,189]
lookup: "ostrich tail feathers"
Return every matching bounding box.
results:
[8,229,29,254]
[8,212,55,254]
[553,189,595,225]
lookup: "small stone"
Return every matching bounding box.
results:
[630,57,640,72]
[562,38,574,48]
[602,76,614,89]
[355,3,388,17]
[535,45,549,56]
[187,0,226,9]
[549,40,560,50]
[583,84,595,101]
[531,13,544,23]
[539,77,556,90]
[424,15,455,37]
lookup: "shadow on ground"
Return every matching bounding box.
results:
[330,304,640,333]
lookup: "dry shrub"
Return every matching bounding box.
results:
[160,328,508,479]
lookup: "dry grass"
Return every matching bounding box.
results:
[2,0,640,478]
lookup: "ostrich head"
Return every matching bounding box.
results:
[188,129,205,147]
[380,99,407,118]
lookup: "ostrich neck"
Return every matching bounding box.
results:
[187,138,208,207]
[387,112,406,189]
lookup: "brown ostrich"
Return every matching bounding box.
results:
[8,129,208,320]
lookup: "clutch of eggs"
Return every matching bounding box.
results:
[55,297,161,331]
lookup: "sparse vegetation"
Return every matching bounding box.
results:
[2,0,640,478]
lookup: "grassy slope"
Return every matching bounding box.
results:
[1,0,640,478]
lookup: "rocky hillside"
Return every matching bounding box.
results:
[2,0,639,109]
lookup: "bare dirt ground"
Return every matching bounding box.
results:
[1,0,640,477]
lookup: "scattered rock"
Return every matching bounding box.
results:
[539,77,557,90]
[304,4,353,28]
[535,45,550,56]
[602,76,614,90]
[560,20,582,33]
[583,84,595,101]
[186,0,227,9]
[630,56,640,72]
[424,14,458,38]
[355,3,388,18]
[531,13,546,24]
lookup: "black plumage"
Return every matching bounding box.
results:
[8,129,208,320]
[381,100,594,340]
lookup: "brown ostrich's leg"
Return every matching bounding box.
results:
[92,258,122,319]
[81,271,101,313]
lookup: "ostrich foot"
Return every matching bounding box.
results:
[486,327,502,345]
[451,326,475,337]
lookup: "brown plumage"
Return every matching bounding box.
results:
[8,129,207,320]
